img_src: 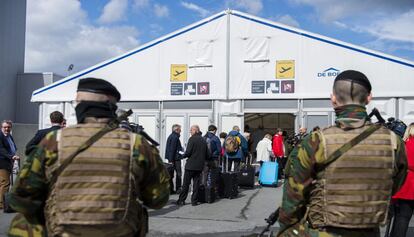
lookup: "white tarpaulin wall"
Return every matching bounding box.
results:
[228,12,414,99]
[31,10,414,102]
[31,12,228,102]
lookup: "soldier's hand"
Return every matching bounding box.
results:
[12,155,20,160]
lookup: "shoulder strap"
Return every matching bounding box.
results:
[322,124,382,169]
[50,110,133,184]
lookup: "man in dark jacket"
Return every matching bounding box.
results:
[204,125,221,164]
[25,111,65,155]
[165,124,183,194]
[0,120,19,209]
[177,125,209,206]
[202,125,221,185]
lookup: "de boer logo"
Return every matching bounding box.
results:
[317,68,340,78]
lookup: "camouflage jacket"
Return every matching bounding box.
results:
[278,105,407,235]
[8,127,170,223]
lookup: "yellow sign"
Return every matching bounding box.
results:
[170,64,187,82]
[276,60,295,79]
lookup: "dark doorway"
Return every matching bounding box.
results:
[245,113,295,155]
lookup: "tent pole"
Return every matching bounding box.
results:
[225,9,231,101]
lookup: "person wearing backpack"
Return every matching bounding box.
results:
[224,126,248,172]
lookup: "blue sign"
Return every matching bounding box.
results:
[317,68,340,78]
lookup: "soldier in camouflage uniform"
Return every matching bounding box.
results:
[278,70,407,237]
[8,78,170,237]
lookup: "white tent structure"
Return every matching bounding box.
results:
[32,10,414,155]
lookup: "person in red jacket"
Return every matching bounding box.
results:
[391,123,414,237]
[272,128,285,179]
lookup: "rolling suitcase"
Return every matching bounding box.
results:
[198,166,218,203]
[218,155,238,199]
[238,155,255,188]
[198,184,216,203]
[258,161,278,187]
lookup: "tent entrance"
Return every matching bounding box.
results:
[245,113,295,156]
[245,113,295,135]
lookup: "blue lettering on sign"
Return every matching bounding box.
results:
[317,68,340,78]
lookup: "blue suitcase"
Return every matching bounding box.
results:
[258,161,278,186]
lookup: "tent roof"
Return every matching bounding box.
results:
[32,10,414,102]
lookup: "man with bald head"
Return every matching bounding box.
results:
[8,78,170,237]
[278,70,407,237]
[176,125,209,206]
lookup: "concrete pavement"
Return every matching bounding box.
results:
[2,184,414,236]
[148,186,282,236]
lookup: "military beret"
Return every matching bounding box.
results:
[77,78,121,102]
[334,70,372,93]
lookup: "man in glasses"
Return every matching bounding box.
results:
[0,120,19,210]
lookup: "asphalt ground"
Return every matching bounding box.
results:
[2,184,414,236]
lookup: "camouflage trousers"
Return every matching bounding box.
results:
[8,214,47,237]
[8,213,146,237]
[278,221,381,237]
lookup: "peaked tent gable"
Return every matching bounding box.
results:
[31,11,228,102]
[230,10,414,68]
[31,10,414,102]
[228,10,414,99]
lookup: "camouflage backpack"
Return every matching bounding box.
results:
[225,135,241,155]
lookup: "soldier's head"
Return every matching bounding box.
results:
[190,125,200,136]
[74,78,121,123]
[76,78,121,103]
[50,111,64,126]
[331,70,372,108]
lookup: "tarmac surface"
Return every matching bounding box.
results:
[2,183,414,236]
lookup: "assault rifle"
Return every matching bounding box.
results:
[117,109,160,147]
[369,108,407,237]
[129,122,160,147]
[368,108,406,138]
[259,208,280,236]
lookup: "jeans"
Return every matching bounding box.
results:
[390,199,414,237]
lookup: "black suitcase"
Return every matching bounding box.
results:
[218,155,238,199]
[208,166,220,189]
[238,155,255,188]
[198,184,216,203]
[238,165,255,188]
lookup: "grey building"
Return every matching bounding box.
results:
[0,0,26,121]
